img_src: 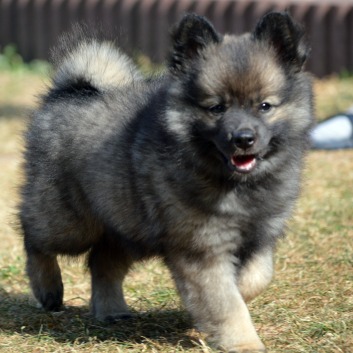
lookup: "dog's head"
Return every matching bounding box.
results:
[166,12,314,179]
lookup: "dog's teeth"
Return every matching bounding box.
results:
[231,155,257,173]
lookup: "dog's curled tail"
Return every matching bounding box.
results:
[51,32,142,92]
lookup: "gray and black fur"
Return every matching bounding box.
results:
[20,12,314,352]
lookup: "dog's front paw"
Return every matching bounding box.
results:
[228,349,266,353]
[227,342,266,353]
[210,335,266,353]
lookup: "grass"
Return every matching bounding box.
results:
[0,69,352,352]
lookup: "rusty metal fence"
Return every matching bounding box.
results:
[0,0,352,77]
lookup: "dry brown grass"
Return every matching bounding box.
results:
[0,71,352,352]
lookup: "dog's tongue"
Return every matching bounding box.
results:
[231,155,256,172]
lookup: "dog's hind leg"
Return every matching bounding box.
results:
[21,194,102,312]
[88,232,134,322]
[26,250,64,311]
[22,217,64,311]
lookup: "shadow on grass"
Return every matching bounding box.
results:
[0,287,196,349]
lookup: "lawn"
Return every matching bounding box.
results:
[0,69,352,353]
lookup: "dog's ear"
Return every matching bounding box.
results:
[253,12,309,73]
[169,13,221,73]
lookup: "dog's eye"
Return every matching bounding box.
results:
[259,102,272,113]
[209,104,227,114]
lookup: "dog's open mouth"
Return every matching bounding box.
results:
[230,154,257,173]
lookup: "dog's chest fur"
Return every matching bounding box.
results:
[149,169,297,265]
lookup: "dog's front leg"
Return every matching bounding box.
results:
[237,247,274,303]
[167,255,266,352]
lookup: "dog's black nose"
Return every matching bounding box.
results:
[232,129,256,150]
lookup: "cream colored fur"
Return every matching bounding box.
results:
[237,247,274,302]
[53,41,142,90]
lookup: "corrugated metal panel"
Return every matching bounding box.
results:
[0,0,352,77]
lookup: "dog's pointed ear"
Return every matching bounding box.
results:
[169,14,221,73]
[253,12,309,73]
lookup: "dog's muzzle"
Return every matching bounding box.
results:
[231,128,256,150]
[228,128,258,173]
